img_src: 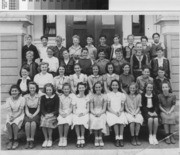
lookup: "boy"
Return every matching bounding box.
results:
[38,36,49,61]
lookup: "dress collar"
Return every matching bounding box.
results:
[92,75,99,78]
[45,94,55,99]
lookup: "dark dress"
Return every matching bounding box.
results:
[78,58,93,76]
[17,78,31,96]
[97,44,111,59]
[53,46,67,63]
[60,57,75,76]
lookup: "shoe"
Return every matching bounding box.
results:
[6,140,13,150]
[76,139,81,148]
[25,141,30,149]
[170,135,176,144]
[119,139,124,147]
[47,140,52,147]
[58,138,63,147]
[94,138,99,147]
[152,135,158,145]
[131,136,136,146]
[80,138,85,144]
[29,141,34,149]
[63,138,67,147]
[135,136,141,146]
[165,134,171,144]
[115,140,119,147]
[80,144,84,148]
[99,138,104,147]
[42,140,48,148]
[12,140,19,150]
[149,135,153,144]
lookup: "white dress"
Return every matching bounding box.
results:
[57,94,73,126]
[72,95,89,129]
[5,96,25,129]
[106,92,128,126]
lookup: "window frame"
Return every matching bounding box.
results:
[132,15,145,36]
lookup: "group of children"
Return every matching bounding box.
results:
[5,33,177,150]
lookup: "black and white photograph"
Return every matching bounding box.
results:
[0,13,179,154]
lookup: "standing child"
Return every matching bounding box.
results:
[141,82,159,145]
[110,34,123,60]
[106,80,128,147]
[103,62,119,93]
[141,36,151,63]
[158,82,177,144]
[125,83,143,146]
[57,83,73,147]
[24,82,40,149]
[40,83,59,148]
[38,36,49,62]
[5,85,25,150]
[72,82,90,148]
[90,81,108,147]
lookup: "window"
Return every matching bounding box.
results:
[73,15,87,24]
[132,15,145,36]
[9,0,16,10]
[43,15,56,37]
[102,15,114,25]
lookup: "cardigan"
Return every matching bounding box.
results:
[60,57,75,76]
[17,78,31,95]
[78,58,93,76]
[53,46,67,63]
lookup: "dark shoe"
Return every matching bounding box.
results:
[131,136,136,146]
[76,144,80,148]
[135,136,141,146]
[165,135,171,144]
[170,135,176,144]
[80,144,84,148]
[29,141,34,149]
[12,140,19,150]
[25,141,30,149]
[7,140,13,150]
[115,140,119,147]
[119,139,124,147]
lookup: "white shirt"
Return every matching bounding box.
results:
[38,45,48,61]
[145,94,153,108]
[20,77,30,92]
[111,44,122,59]
[43,56,59,72]
[155,57,166,67]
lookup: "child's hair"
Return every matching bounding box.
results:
[9,85,22,95]
[27,81,39,94]
[39,61,49,67]
[26,51,34,57]
[26,34,32,39]
[74,63,81,69]
[98,49,105,54]
[63,49,69,54]
[86,35,94,40]
[72,35,80,41]
[135,42,142,46]
[127,34,134,40]
[47,46,55,53]
[105,62,115,73]
[99,34,107,39]
[122,62,131,70]
[158,66,165,72]
[62,82,71,92]
[161,81,171,92]
[143,81,154,94]
[109,79,122,92]
[56,35,63,41]
[43,83,56,94]
[127,82,139,95]
[113,34,120,39]
[76,82,89,95]
[156,46,164,51]
[141,36,148,42]
[142,65,150,71]
[115,48,123,53]
[92,64,100,75]
[40,35,48,40]
[152,33,160,39]
[20,65,30,77]
[93,81,104,94]
[81,47,89,53]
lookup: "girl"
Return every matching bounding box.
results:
[72,82,90,148]
[57,83,73,147]
[40,83,59,148]
[54,66,70,95]
[70,63,88,94]
[88,64,103,93]
[24,82,40,149]
[17,65,31,96]
[141,82,159,145]
[5,85,25,150]
[90,81,108,147]
[158,82,176,144]
[125,83,143,146]
[110,34,123,60]
[106,80,128,147]
[119,63,134,94]
[103,62,119,93]
[69,35,82,61]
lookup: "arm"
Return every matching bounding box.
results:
[107,100,117,116]
[103,75,109,93]
[52,95,60,116]
[88,76,93,92]
[99,97,107,115]
[40,97,47,116]
[70,75,76,93]
[94,48,97,60]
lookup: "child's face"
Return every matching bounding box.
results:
[11,88,19,98]
[153,35,160,43]
[63,50,69,59]
[115,51,123,59]
[157,50,163,57]
[73,38,80,45]
[95,83,102,94]
[21,69,29,78]
[113,37,120,44]
[158,70,165,78]
[56,38,62,46]
[162,83,170,94]
[81,50,88,58]
[99,37,106,44]
[136,44,143,53]
[128,36,134,44]
[98,52,105,59]
[63,85,70,96]
[92,66,99,75]
[87,37,93,44]
[59,67,65,75]
[26,54,33,61]
[142,69,150,78]
[111,81,119,91]
[141,38,147,46]
[129,85,136,94]
[41,38,48,46]
[78,85,85,93]
[74,65,81,73]
[46,86,53,96]
[123,65,130,74]
[29,84,36,94]
[47,49,53,58]
[26,37,32,45]
[107,64,114,74]
[41,64,48,73]
[146,84,153,93]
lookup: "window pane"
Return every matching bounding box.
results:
[9,0,16,10]
[43,15,56,37]
[132,15,145,36]
[102,15,114,25]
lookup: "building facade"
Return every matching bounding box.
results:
[0,15,179,103]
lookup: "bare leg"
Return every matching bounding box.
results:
[75,125,80,138]
[130,123,135,136]
[94,130,98,139]
[164,124,170,134]
[119,124,124,138]
[170,124,175,134]
[47,128,53,140]
[42,127,48,140]
[135,123,141,136]
[25,122,31,141]
[113,124,119,139]
[6,123,13,140]
[12,124,19,140]
[99,130,102,138]
[80,125,85,138]
[58,125,63,139]
[153,118,159,135]
[64,124,69,138]
[148,118,153,135]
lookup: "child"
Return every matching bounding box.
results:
[38,36,48,61]
[85,35,97,61]
[150,33,165,59]
[57,83,73,147]
[24,82,40,149]
[17,65,31,96]
[110,34,123,60]
[40,83,59,148]
[141,36,151,63]
[111,48,127,75]
[141,82,159,145]
[70,63,88,94]
[150,46,170,79]
[54,66,70,95]
[60,50,75,76]
[158,82,176,144]
[5,85,25,150]
[154,67,172,95]
[103,62,119,93]
[43,46,59,77]
[88,65,103,93]
[123,34,136,62]
[72,82,90,148]
[106,80,127,147]
[69,35,82,61]
[97,34,111,59]
[136,66,153,94]
[95,50,109,75]
[119,63,134,94]
[130,42,148,80]
[77,47,93,76]
[90,81,108,147]
[125,83,143,146]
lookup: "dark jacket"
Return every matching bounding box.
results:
[53,46,67,63]
[60,57,75,76]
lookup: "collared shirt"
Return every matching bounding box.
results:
[69,45,82,60]
[54,75,70,90]
[155,56,166,67]
[38,45,48,61]
[85,44,97,60]
[43,56,59,72]
[24,94,40,108]
[145,93,153,108]
[88,75,103,87]
[19,76,31,92]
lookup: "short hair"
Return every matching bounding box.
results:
[26,34,32,39]
[39,61,49,67]
[20,65,30,77]
[98,49,105,54]
[74,63,81,69]
[47,46,55,53]
[27,81,39,94]
[158,66,165,72]
[76,82,89,96]
[136,42,142,46]
[142,65,150,71]
[72,35,80,41]
[26,51,34,56]
[86,35,94,40]
[81,47,89,53]
[99,34,107,39]
[156,46,164,51]
[109,79,122,92]
[141,36,148,42]
[152,33,160,39]
[113,34,120,39]
[63,50,69,54]
[127,34,134,40]
[93,81,104,94]
[43,83,56,95]
[105,62,115,73]
[92,64,100,75]
[115,48,123,53]
[9,84,21,95]
[40,35,48,40]
[127,82,139,95]
[122,62,131,69]
[62,82,71,92]
[56,35,63,41]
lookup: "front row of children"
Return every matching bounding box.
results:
[5,80,176,150]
